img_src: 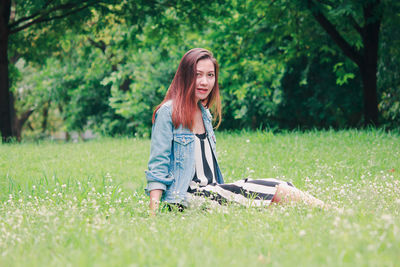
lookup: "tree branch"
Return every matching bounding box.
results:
[9,2,80,28]
[308,0,363,66]
[19,109,35,126]
[9,52,20,64]
[39,3,93,23]
[9,0,101,34]
[9,11,42,29]
[348,15,363,36]
[88,38,107,53]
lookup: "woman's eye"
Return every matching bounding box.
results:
[208,73,215,77]
[196,73,202,77]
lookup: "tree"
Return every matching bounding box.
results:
[2,0,228,141]
[0,1,12,141]
[7,0,399,139]
[205,0,362,129]
[306,0,385,126]
[1,0,119,142]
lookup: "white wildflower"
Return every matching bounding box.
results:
[333,216,341,227]
[381,214,393,224]
[299,230,306,237]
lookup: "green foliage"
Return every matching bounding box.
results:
[277,54,363,129]
[105,49,178,137]
[209,0,366,130]
[9,0,118,63]
[9,0,400,139]
[12,58,65,135]
[377,1,400,127]
[206,1,287,129]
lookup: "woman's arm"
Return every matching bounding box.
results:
[149,189,163,216]
[145,103,174,214]
[145,104,174,191]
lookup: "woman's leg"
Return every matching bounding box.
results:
[271,183,325,208]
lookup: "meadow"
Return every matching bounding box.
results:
[0,130,399,266]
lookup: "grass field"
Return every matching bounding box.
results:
[1,130,399,266]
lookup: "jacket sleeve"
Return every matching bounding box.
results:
[145,104,174,194]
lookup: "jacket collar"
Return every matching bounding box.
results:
[198,101,212,122]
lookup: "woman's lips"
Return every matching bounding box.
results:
[197,88,208,93]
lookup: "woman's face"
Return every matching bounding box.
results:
[195,59,215,102]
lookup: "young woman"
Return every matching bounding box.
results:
[145,48,325,214]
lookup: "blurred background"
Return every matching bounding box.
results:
[1,0,399,141]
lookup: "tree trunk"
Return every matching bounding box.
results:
[42,101,49,133]
[12,108,34,142]
[0,1,12,142]
[360,66,378,126]
[359,0,381,126]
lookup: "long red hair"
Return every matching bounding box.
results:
[152,48,222,130]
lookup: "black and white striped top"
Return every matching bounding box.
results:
[188,132,218,192]
[184,133,296,208]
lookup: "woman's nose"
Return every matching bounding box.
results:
[200,76,207,85]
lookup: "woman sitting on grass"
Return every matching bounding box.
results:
[146,48,325,214]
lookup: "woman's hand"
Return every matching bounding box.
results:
[149,189,163,216]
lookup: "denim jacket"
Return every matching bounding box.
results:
[145,100,224,204]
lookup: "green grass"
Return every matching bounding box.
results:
[1,130,399,266]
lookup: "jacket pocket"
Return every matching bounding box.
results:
[173,134,194,164]
[174,134,194,146]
